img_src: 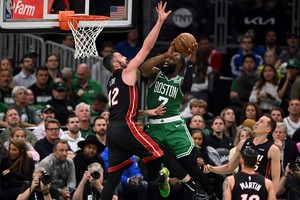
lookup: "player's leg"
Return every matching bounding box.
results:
[163,122,216,199]
[103,121,139,200]
[161,146,205,196]
[177,148,216,199]
[147,122,203,197]
[147,157,163,200]
[123,121,167,200]
[101,168,124,200]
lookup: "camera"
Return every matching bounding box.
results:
[90,171,100,180]
[40,171,51,185]
[87,162,102,180]
[288,163,299,171]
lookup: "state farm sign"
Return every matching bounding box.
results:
[12,0,44,19]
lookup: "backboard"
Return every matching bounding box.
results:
[0,0,137,33]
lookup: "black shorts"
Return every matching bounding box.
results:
[106,120,163,172]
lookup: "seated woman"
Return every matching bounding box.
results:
[220,107,237,140]
[4,127,40,162]
[191,129,221,169]
[239,102,261,127]
[191,129,224,199]
[249,64,281,113]
[0,140,35,200]
[205,116,234,151]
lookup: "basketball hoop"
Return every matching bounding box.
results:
[59,11,109,59]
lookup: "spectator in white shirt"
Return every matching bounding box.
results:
[60,114,84,153]
[283,99,300,138]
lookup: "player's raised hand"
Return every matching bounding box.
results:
[165,39,176,57]
[188,42,198,62]
[156,1,172,23]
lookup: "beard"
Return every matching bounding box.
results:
[160,64,177,75]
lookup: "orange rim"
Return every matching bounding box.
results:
[67,15,110,22]
[59,11,109,30]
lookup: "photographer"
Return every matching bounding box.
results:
[73,135,106,185]
[17,167,59,200]
[73,163,104,200]
[277,156,300,199]
[38,139,76,200]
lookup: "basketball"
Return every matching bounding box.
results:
[174,33,197,55]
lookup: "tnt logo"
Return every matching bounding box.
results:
[173,8,193,28]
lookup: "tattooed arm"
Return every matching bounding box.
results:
[222,176,234,200]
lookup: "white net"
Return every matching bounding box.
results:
[67,18,109,59]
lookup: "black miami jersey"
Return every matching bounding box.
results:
[106,68,163,172]
[107,69,138,121]
[241,138,273,178]
[232,172,268,200]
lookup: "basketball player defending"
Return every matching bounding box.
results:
[222,147,276,200]
[101,2,171,200]
[205,113,281,192]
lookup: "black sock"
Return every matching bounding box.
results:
[158,173,165,183]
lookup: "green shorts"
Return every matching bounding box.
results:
[146,116,194,158]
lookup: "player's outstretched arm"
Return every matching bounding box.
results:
[205,139,244,174]
[269,144,281,193]
[126,1,171,76]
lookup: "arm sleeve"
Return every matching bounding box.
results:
[120,173,130,184]
[67,159,76,188]
[37,159,51,174]
[181,61,193,93]
[191,76,209,92]
[26,130,37,146]
[291,79,300,100]
[27,143,40,161]
[230,55,241,78]
[249,86,258,103]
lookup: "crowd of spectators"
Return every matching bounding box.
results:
[0,29,300,200]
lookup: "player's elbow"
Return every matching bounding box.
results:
[140,69,151,77]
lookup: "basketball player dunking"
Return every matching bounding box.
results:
[205,113,281,192]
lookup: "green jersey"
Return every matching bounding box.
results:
[147,71,183,119]
[72,78,104,104]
